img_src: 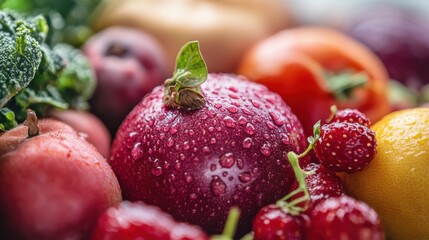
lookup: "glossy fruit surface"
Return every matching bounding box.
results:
[91,201,209,240]
[344,108,429,239]
[308,195,384,240]
[253,204,307,240]
[110,74,306,236]
[49,109,111,159]
[238,27,390,136]
[315,122,376,173]
[83,26,166,133]
[289,163,345,213]
[0,118,121,240]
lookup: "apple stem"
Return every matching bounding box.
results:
[23,109,39,137]
[163,41,208,110]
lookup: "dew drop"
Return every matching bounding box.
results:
[214,103,222,109]
[210,177,227,196]
[189,130,195,136]
[190,193,198,200]
[219,153,235,168]
[242,137,253,148]
[238,116,248,125]
[266,121,275,129]
[210,164,217,172]
[238,172,252,183]
[203,146,211,153]
[175,161,181,170]
[228,93,239,99]
[251,100,260,108]
[179,153,186,160]
[227,105,238,113]
[269,111,285,126]
[151,166,163,176]
[183,141,190,150]
[260,143,272,156]
[244,123,255,135]
[237,158,244,169]
[131,142,143,160]
[210,138,217,144]
[223,116,237,128]
[184,173,194,183]
[166,137,175,147]
[222,171,228,177]
[170,127,178,135]
[228,86,238,92]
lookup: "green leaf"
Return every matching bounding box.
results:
[0,107,17,130]
[54,43,96,110]
[173,40,207,88]
[0,11,43,108]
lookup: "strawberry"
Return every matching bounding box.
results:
[308,195,384,240]
[329,108,371,126]
[91,201,209,240]
[314,122,377,173]
[289,163,345,213]
[252,204,309,240]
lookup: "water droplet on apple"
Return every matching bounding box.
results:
[238,172,252,183]
[244,123,255,135]
[260,143,272,156]
[166,137,175,147]
[223,116,237,128]
[242,137,253,148]
[227,105,238,113]
[237,158,244,169]
[238,116,248,125]
[210,177,227,196]
[151,166,163,176]
[219,152,235,168]
[184,173,194,183]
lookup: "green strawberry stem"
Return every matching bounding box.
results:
[23,109,39,137]
[164,41,208,110]
[211,207,241,240]
[276,121,322,215]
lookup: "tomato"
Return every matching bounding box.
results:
[238,27,391,136]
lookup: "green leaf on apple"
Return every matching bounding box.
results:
[173,40,207,88]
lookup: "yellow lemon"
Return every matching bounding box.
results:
[344,108,429,240]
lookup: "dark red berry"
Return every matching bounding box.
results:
[253,204,308,240]
[308,195,384,240]
[289,163,345,213]
[314,122,377,173]
[91,201,209,240]
[330,108,371,126]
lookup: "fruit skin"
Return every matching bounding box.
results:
[252,204,308,240]
[0,119,122,240]
[330,108,371,127]
[49,109,111,159]
[308,195,384,240]
[238,27,390,136]
[83,26,166,133]
[344,108,429,240]
[314,122,376,173]
[289,163,345,213]
[110,74,306,236]
[91,201,209,240]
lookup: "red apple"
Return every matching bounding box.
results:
[49,109,111,159]
[0,110,122,240]
[83,26,167,134]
